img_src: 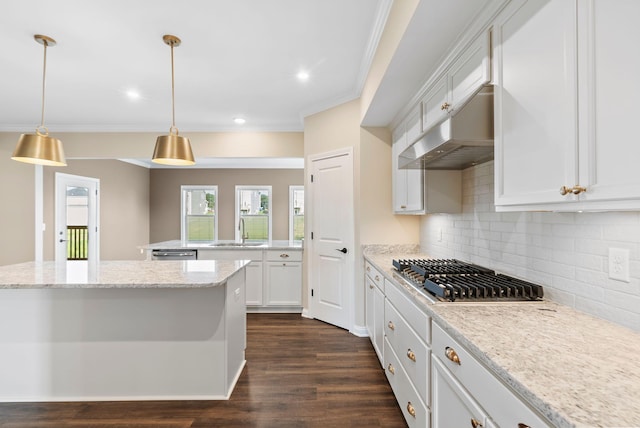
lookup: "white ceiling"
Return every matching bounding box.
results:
[0,0,493,138]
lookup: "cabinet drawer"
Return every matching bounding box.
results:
[365,261,384,292]
[385,279,430,343]
[385,299,430,406]
[265,250,302,262]
[432,322,550,427]
[384,338,430,428]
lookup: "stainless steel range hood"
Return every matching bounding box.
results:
[399,86,493,170]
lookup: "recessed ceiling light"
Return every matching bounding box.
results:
[234,117,246,125]
[296,71,310,81]
[125,89,141,100]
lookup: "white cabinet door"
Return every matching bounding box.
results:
[265,262,302,306]
[244,262,263,306]
[494,0,579,207]
[373,283,385,365]
[392,108,425,214]
[578,0,640,204]
[365,276,374,337]
[448,31,491,114]
[432,357,494,428]
[421,75,448,132]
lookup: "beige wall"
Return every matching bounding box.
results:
[360,0,419,120]
[0,133,35,265]
[360,126,420,244]
[303,99,419,329]
[149,169,303,243]
[43,160,150,260]
[54,131,303,158]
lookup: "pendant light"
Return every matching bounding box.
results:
[12,34,66,166]
[152,35,195,166]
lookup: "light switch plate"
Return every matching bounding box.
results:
[609,248,630,283]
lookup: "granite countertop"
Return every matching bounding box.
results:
[363,248,640,428]
[141,239,303,251]
[0,259,250,289]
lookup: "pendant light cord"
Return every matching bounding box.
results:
[40,41,48,129]
[170,42,176,132]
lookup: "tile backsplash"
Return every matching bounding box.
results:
[420,161,640,332]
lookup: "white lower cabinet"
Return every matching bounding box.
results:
[432,322,551,428]
[432,357,495,428]
[199,249,302,311]
[384,279,431,427]
[365,261,385,365]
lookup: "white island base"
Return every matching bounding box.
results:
[0,261,247,402]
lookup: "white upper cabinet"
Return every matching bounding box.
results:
[422,31,491,132]
[494,0,640,211]
[392,107,425,214]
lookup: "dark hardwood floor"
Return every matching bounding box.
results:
[0,314,406,427]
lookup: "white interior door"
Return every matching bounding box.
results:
[308,149,354,331]
[55,173,100,263]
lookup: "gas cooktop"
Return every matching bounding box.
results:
[392,258,544,302]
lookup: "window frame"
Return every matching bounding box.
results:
[289,185,304,242]
[235,185,273,244]
[180,185,218,243]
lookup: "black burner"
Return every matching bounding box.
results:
[392,258,543,302]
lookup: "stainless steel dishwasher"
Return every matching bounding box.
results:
[151,249,198,260]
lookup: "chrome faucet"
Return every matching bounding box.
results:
[238,218,248,243]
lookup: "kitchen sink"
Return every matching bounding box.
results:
[208,242,266,247]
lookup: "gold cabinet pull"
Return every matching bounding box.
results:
[471,418,483,428]
[387,321,395,331]
[518,424,532,428]
[560,185,587,195]
[369,283,374,289]
[400,205,407,209]
[441,102,451,111]
[374,275,380,281]
[445,346,461,365]
[406,349,416,362]
[280,253,290,258]
[406,402,416,418]
[366,266,371,272]
[387,363,395,375]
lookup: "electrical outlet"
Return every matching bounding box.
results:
[608,248,630,283]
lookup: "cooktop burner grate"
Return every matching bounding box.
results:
[392,258,543,302]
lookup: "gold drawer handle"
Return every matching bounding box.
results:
[387,321,395,331]
[369,284,374,289]
[471,418,483,428]
[407,349,416,362]
[518,424,531,428]
[280,253,290,258]
[441,102,451,111]
[374,275,380,281]
[560,185,586,195]
[445,346,461,365]
[366,266,371,272]
[407,402,416,418]
[387,363,395,375]
[400,205,407,209]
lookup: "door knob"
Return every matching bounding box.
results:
[336,248,348,254]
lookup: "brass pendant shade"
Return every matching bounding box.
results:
[152,133,195,165]
[152,35,195,166]
[12,34,66,167]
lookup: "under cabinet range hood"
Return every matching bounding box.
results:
[399,86,494,170]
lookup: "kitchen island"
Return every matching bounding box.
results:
[0,259,249,402]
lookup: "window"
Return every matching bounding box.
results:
[289,186,304,242]
[235,186,272,243]
[181,186,217,243]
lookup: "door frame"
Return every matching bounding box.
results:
[306,147,355,333]
[55,173,100,263]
